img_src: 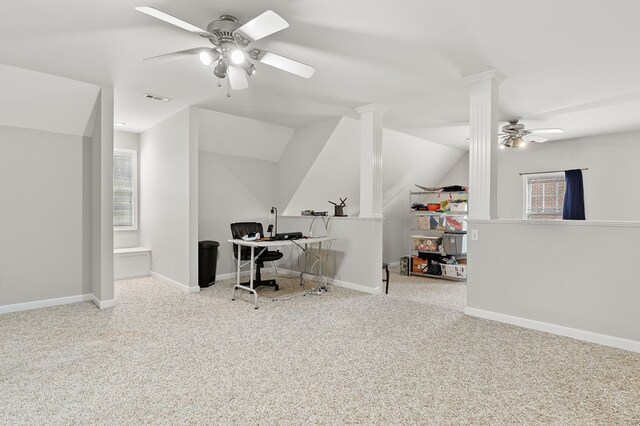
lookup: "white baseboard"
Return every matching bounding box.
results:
[0,294,91,314]
[329,278,381,295]
[151,271,200,293]
[88,294,117,309]
[114,272,151,280]
[464,307,640,353]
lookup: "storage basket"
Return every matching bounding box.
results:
[440,264,467,278]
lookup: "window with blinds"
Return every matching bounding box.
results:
[525,173,566,220]
[113,148,137,229]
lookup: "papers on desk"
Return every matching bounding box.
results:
[241,232,261,241]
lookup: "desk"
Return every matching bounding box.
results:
[228,236,335,309]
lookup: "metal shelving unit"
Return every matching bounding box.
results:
[409,189,468,281]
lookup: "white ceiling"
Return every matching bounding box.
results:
[1,0,640,149]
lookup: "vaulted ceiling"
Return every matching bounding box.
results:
[1,0,639,149]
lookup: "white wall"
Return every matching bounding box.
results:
[466,220,640,352]
[198,108,294,162]
[497,131,640,220]
[282,117,465,263]
[113,131,140,249]
[438,152,469,187]
[199,152,277,276]
[0,126,86,306]
[140,107,199,290]
[277,117,341,209]
[278,216,384,294]
[90,87,115,303]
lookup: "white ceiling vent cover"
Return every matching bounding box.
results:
[143,93,171,102]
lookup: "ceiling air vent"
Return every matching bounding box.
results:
[143,93,171,102]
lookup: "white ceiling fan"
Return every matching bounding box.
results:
[500,120,564,148]
[135,7,315,95]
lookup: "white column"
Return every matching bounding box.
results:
[356,104,387,218]
[463,70,506,220]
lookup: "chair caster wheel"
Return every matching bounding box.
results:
[231,298,235,301]
[254,307,258,310]
[274,286,279,291]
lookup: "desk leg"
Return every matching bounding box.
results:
[249,246,258,309]
[232,244,242,301]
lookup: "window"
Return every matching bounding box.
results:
[524,173,566,220]
[113,148,138,230]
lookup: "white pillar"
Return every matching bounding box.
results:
[463,70,506,220]
[356,104,387,218]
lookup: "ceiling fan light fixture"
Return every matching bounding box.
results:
[241,61,256,76]
[214,58,229,78]
[199,51,213,65]
[231,50,245,65]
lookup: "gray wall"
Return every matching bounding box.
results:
[0,125,86,305]
[497,130,640,220]
[466,220,640,347]
[198,151,277,275]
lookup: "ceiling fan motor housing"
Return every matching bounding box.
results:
[206,15,241,45]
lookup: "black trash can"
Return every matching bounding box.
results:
[198,240,219,288]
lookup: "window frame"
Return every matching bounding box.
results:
[113,148,138,231]
[523,172,565,220]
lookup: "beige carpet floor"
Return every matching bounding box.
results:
[1,272,639,425]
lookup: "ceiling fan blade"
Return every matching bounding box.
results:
[234,10,289,42]
[143,48,211,63]
[255,50,315,78]
[523,134,548,143]
[135,7,214,38]
[526,128,564,135]
[228,66,249,90]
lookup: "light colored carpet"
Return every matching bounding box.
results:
[1,272,639,425]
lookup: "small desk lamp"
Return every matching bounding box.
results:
[270,206,278,236]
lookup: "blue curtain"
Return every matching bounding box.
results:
[563,169,585,220]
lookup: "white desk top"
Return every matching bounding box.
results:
[228,236,335,247]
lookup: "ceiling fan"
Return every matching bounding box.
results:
[135,7,315,95]
[500,120,564,148]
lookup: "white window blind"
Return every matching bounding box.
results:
[525,173,566,220]
[113,149,137,228]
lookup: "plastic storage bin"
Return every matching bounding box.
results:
[443,233,467,254]
[412,236,442,252]
[443,216,467,232]
[449,201,468,213]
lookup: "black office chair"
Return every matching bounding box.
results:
[230,222,283,291]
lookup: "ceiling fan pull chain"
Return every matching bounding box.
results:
[217,78,222,88]
[226,76,231,98]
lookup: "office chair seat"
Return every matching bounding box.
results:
[230,222,283,291]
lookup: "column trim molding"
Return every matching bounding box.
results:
[463,69,507,85]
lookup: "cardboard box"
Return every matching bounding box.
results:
[411,256,429,274]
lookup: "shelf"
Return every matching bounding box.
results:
[411,228,467,234]
[411,211,468,216]
[411,249,467,257]
[410,272,466,281]
[410,191,468,195]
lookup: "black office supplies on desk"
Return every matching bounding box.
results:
[274,232,304,241]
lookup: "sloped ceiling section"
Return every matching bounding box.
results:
[283,117,466,216]
[198,108,294,162]
[0,64,99,137]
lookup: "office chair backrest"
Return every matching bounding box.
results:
[230,222,264,261]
